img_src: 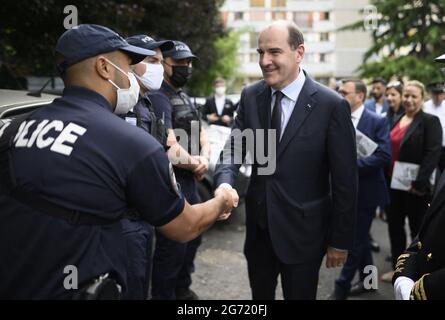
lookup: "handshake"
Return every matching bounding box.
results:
[214,185,239,221]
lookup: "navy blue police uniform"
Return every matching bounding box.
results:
[0,25,184,299]
[148,42,202,299]
[119,35,173,300]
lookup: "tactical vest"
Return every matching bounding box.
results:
[163,88,201,155]
[144,98,168,150]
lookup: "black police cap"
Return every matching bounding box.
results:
[56,24,155,73]
[161,41,198,60]
[126,35,174,52]
[427,82,445,93]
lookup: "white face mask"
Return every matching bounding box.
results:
[106,59,140,115]
[135,62,164,91]
[215,86,226,96]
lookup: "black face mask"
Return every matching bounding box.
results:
[169,65,192,88]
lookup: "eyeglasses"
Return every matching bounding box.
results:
[338,90,356,97]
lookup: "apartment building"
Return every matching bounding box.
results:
[221,0,372,85]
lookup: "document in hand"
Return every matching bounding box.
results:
[355,129,378,158]
[390,161,437,191]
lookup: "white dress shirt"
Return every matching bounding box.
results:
[351,104,365,129]
[215,95,226,116]
[270,69,306,140]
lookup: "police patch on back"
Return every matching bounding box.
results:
[12,119,87,156]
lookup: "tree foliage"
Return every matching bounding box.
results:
[340,0,445,84]
[0,0,236,95]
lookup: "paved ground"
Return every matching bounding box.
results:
[192,204,395,300]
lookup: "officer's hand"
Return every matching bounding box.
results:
[221,115,231,124]
[192,156,209,176]
[325,247,348,268]
[215,186,239,210]
[207,113,219,123]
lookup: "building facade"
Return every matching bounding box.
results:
[221,0,372,85]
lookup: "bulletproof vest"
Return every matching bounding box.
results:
[131,97,168,150]
[163,88,201,154]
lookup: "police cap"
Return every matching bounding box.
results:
[427,82,445,93]
[56,24,155,73]
[126,35,174,52]
[161,41,198,60]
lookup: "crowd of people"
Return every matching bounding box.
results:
[1,20,444,300]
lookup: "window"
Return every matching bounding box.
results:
[250,0,265,7]
[320,32,330,41]
[319,53,326,63]
[293,12,312,28]
[272,11,286,20]
[249,32,258,48]
[271,0,287,7]
[234,12,244,20]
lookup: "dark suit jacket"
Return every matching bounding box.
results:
[394,171,445,299]
[364,98,389,115]
[202,96,235,127]
[394,111,442,194]
[214,73,358,264]
[356,108,391,208]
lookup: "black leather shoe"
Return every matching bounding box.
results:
[370,239,380,252]
[349,281,377,296]
[176,288,199,300]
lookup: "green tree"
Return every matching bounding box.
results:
[0,0,235,95]
[188,31,240,96]
[341,0,445,84]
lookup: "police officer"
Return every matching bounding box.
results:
[148,41,209,300]
[392,53,445,300]
[0,24,236,299]
[119,34,174,299]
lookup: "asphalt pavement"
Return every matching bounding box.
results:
[192,204,396,300]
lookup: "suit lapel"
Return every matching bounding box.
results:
[256,83,272,130]
[356,108,370,134]
[277,75,317,158]
[399,111,422,150]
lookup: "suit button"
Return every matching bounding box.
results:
[427,253,433,261]
[417,242,422,250]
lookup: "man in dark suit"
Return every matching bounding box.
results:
[365,78,389,116]
[213,21,358,300]
[392,53,445,300]
[202,77,236,127]
[332,79,391,299]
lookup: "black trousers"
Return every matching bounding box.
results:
[245,225,323,300]
[386,189,429,268]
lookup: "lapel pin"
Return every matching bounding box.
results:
[306,104,312,111]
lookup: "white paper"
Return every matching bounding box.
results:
[356,129,378,158]
[391,161,437,191]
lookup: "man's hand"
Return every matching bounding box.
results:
[221,115,232,124]
[192,156,209,177]
[207,113,219,123]
[408,187,425,197]
[214,187,239,220]
[215,186,239,211]
[325,247,348,268]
